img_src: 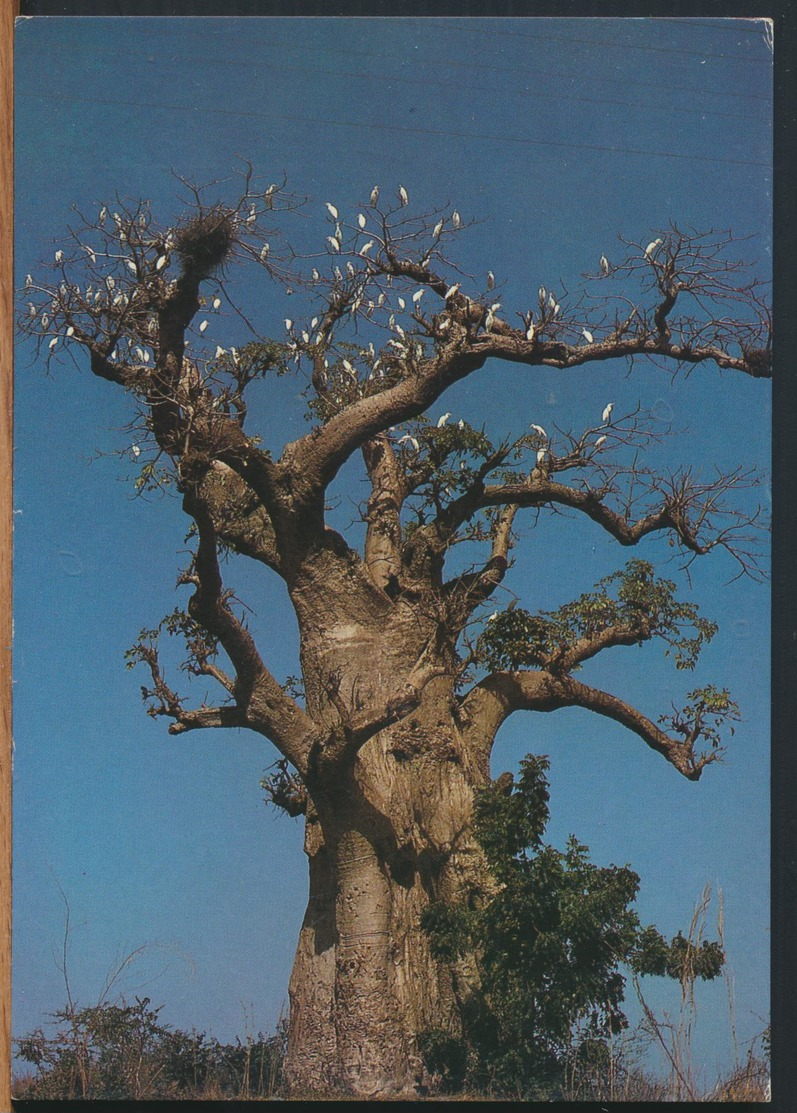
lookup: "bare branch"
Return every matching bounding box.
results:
[461,669,723,780]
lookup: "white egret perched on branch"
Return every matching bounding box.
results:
[370,185,379,206]
[412,289,424,304]
[398,185,409,206]
[595,435,607,447]
[445,283,460,301]
[156,254,167,271]
[602,402,614,424]
[451,211,461,229]
[199,320,208,334]
[536,447,547,466]
[433,219,444,238]
[260,244,270,262]
[325,202,339,219]
[530,424,547,439]
[645,237,663,259]
[600,254,610,274]
[582,328,594,343]
[437,412,451,428]
[487,271,495,290]
[212,297,222,309]
[525,323,535,342]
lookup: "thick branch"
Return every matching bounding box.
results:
[462,670,718,780]
[182,495,321,772]
[361,433,406,590]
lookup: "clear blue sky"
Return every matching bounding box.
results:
[13,15,772,1086]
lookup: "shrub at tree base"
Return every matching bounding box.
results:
[419,755,724,1099]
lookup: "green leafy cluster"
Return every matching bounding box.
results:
[419,754,724,1098]
[658,684,741,750]
[476,559,717,673]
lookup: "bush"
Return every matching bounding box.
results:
[14,997,287,1101]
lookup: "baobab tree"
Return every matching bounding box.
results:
[18,170,770,1098]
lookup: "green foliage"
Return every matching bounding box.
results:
[14,998,287,1101]
[476,558,718,673]
[419,754,724,1098]
[658,684,741,750]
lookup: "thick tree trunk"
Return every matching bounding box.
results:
[281,569,493,1096]
[284,718,490,1097]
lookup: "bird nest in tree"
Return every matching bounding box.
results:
[173,207,236,277]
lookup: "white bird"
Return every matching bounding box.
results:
[99,206,107,224]
[433,219,444,238]
[48,337,58,351]
[412,289,424,303]
[143,350,150,363]
[213,297,222,309]
[458,419,465,430]
[199,320,208,333]
[83,246,97,264]
[370,185,379,206]
[215,346,226,359]
[536,447,547,465]
[398,434,419,451]
[398,297,406,309]
[25,274,32,287]
[131,444,141,458]
[260,244,270,261]
[246,210,257,226]
[155,255,167,271]
[602,402,614,423]
[487,271,495,290]
[327,236,340,252]
[645,238,663,259]
[595,435,607,447]
[582,328,594,343]
[127,260,137,275]
[55,250,63,262]
[66,326,74,337]
[451,211,461,229]
[600,254,610,274]
[342,359,355,376]
[334,266,343,282]
[437,412,451,428]
[525,324,535,341]
[530,424,547,438]
[538,286,546,304]
[311,268,320,280]
[548,293,557,310]
[28,304,36,317]
[302,331,310,343]
[358,213,367,229]
[325,202,338,219]
[285,318,293,330]
[398,185,409,206]
[487,612,498,623]
[445,283,460,300]
[346,262,356,277]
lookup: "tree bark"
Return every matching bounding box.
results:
[281,569,492,1097]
